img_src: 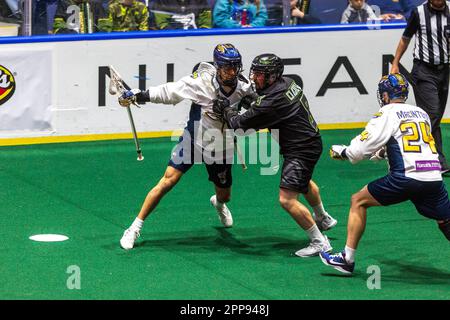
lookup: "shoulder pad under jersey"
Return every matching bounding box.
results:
[196,62,216,80]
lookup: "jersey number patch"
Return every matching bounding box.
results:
[285,82,318,132]
[399,121,437,154]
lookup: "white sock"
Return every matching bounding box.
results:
[344,245,356,263]
[313,203,327,219]
[130,218,144,231]
[306,224,325,243]
[214,196,224,208]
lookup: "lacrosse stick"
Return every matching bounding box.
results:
[108,65,144,161]
[234,136,247,171]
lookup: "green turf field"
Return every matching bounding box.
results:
[0,128,449,300]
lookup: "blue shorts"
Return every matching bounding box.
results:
[168,128,201,174]
[368,174,450,221]
[168,133,233,188]
[168,103,232,188]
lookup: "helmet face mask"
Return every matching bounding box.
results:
[249,69,278,93]
[249,54,284,93]
[213,44,242,87]
[377,73,409,107]
[216,63,241,86]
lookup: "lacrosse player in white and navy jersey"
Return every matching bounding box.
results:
[320,73,450,275]
[117,44,254,250]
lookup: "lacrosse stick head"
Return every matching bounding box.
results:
[108,77,117,95]
[109,65,126,96]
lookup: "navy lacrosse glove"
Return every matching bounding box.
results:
[118,89,141,107]
[118,89,150,107]
[238,93,258,110]
[330,145,348,160]
[212,96,231,119]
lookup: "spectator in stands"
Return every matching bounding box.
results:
[109,0,149,31]
[262,0,286,26]
[0,1,7,18]
[3,0,21,20]
[148,0,211,30]
[53,0,111,34]
[45,0,59,34]
[0,2,8,23]
[213,0,268,28]
[291,0,321,24]
[341,0,377,24]
[368,0,415,21]
[0,0,15,22]
[31,0,59,35]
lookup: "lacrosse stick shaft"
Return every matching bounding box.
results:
[234,138,247,171]
[109,65,144,161]
[126,104,144,161]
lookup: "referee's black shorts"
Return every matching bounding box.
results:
[279,139,322,194]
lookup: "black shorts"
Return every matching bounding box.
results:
[205,162,232,188]
[280,156,320,194]
[279,138,322,194]
[368,174,450,221]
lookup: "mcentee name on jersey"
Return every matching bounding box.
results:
[396,110,429,120]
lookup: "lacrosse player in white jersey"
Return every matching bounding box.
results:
[320,73,450,274]
[117,43,254,250]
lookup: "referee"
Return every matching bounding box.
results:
[391,0,450,176]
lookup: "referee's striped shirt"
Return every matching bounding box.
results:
[403,1,450,65]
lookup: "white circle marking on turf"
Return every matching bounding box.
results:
[29,234,69,242]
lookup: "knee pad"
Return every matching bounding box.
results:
[438,219,450,241]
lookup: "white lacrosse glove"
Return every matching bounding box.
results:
[118,89,142,107]
[369,147,387,161]
[330,145,348,160]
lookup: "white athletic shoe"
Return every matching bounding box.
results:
[315,213,337,231]
[210,195,233,228]
[295,235,332,257]
[120,228,140,250]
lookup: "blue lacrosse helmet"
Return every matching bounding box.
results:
[213,43,242,86]
[377,73,409,106]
